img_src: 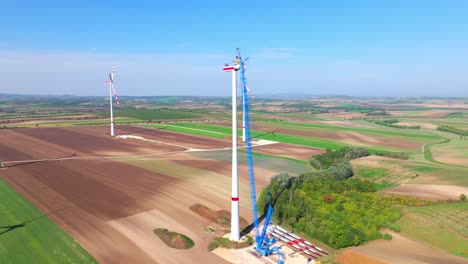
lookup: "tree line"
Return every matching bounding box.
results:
[437,125,468,139]
[369,119,420,129]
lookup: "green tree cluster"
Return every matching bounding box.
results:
[371,119,420,129]
[259,174,406,248]
[365,110,390,116]
[260,147,428,249]
[309,147,369,180]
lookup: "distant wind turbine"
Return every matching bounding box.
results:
[106,66,120,136]
[237,48,254,141]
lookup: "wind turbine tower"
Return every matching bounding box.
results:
[223,58,241,241]
[106,66,120,136]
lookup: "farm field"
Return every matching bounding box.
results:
[246,121,433,152]
[396,203,468,258]
[407,163,468,187]
[114,108,206,120]
[149,122,347,150]
[0,125,241,263]
[350,231,468,264]
[351,156,468,198]
[0,125,312,264]
[430,139,468,166]
[0,177,96,264]
[147,121,439,153]
[1,95,468,264]
[351,156,414,190]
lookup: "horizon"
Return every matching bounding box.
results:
[1,92,467,100]
[1,1,468,97]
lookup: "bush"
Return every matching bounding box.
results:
[387,223,400,232]
[327,161,354,180]
[308,158,322,169]
[344,147,370,160]
[460,193,467,201]
[383,234,392,240]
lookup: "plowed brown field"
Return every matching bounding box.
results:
[0,125,246,264]
[257,142,324,160]
[337,250,387,264]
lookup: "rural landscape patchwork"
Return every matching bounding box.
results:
[0,95,467,263]
[2,2,468,264]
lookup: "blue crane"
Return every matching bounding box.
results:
[237,48,284,264]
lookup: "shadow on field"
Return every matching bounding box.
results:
[0,223,25,235]
[240,186,287,238]
[240,213,267,238]
[251,130,278,140]
[0,206,72,236]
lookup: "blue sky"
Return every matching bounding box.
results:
[1,1,468,97]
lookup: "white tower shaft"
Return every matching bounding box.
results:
[109,82,114,136]
[231,68,240,241]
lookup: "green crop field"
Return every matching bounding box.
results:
[446,112,468,118]
[353,167,395,190]
[145,122,435,153]
[0,178,96,264]
[406,162,468,187]
[396,203,468,258]
[148,122,348,150]
[146,123,228,138]
[258,120,440,140]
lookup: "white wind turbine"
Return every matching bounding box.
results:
[106,66,120,136]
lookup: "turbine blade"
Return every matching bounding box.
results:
[245,85,255,98]
[111,83,120,105]
[111,66,116,80]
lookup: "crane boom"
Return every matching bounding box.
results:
[238,48,284,264]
